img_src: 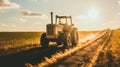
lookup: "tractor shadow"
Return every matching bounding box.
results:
[0,45,65,67]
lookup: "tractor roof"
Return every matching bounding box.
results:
[56,15,71,18]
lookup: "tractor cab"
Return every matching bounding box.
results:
[55,15,74,32]
[55,15,73,26]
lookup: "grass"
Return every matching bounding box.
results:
[109,30,120,49]
[108,29,120,62]
[0,32,43,50]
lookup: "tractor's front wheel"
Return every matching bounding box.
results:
[63,32,72,48]
[40,33,49,48]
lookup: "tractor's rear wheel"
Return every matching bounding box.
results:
[40,33,49,48]
[63,32,72,48]
[71,29,79,46]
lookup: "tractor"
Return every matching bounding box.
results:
[40,12,79,47]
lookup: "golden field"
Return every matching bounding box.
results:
[0,31,98,49]
[0,31,96,56]
[0,32,43,49]
[94,29,120,67]
[109,29,120,64]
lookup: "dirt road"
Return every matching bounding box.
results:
[35,29,112,67]
[48,30,112,67]
[0,29,112,67]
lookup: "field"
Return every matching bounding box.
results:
[0,32,43,56]
[110,29,120,66]
[94,29,120,66]
[0,29,120,67]
[109,29,120,54]
[0,31,97,56]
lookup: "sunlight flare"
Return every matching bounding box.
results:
[79,34,97,43]
[88,6,99,20]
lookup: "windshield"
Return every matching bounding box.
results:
[56,18,72,25]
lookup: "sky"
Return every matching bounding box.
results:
[0,0,120,31]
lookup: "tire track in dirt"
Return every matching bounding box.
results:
[93,30,119,67]
[33,29,111,67]
[0,46,66,67]
[87,30,112,67]
[50,30,112,67]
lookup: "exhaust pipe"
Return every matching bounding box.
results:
[51,12,53,24]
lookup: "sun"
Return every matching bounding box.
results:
[88,6,99,20]
[78,6,99,21]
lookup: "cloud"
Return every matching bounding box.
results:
[15,18,27,22]
[20,10,48,19]
[20,10,42,17]
[0,23,16,28]
[0,0,20,9]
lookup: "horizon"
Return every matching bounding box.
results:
[0,28,119,32]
